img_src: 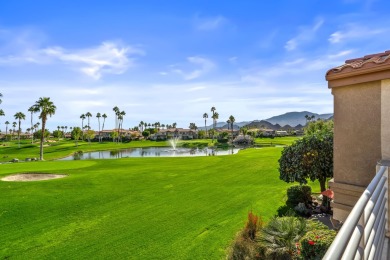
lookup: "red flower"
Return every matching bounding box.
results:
[308,240,315,245]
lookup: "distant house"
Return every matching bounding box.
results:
[150,128,198,140]
[99,129,142,140]
[275,130,288,136]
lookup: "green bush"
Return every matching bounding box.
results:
[286,185,312,208]
[299,229,336,259]
[276,205,296,217]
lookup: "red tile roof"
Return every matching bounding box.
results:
[326,50,390,78]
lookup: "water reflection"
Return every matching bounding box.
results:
[60,147,240,161]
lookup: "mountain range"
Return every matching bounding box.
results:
[198,111,333,130]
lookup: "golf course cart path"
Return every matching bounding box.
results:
[1,173,67,182]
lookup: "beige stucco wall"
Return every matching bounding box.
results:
[382,79,390,160]
[332,81,381,187]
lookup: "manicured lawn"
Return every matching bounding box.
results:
[0,146,318,259]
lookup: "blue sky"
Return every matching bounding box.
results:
[0,0,389,131]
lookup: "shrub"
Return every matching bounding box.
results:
[300,229,336,259]
[259,216,307,259]
[286,185,312,208]
[227,211,263,259]
[243,211,262,240]
[276,205,296,217]
[227,232,262,260]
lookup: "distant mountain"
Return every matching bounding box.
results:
[197,111,333,130]
[265,111,333,127]
[198,121,251,130]
[245,120,282,130]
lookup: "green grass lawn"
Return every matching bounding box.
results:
[0,137,311,259]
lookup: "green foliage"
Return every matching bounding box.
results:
[259,216,307,259]
[197,130,206,139]
[276,205,296,217]
[52,130,63,138]
[142,130,150,138]
[299,229,336,259]
[305,119,333,138]
[278,133,333,191]
[33,129,50,139]
[286,185,312,208]
[71,127,82,140]
[85,130,95,141]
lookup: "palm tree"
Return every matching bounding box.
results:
[12,122,16,139]
[101,113,107,142]
[229,115,235,142]
[203,113,208,136]
[118,110,126,142]
[0,109,4,138]
[140,121,144,132]
[172,122,177,129]
[64,126,68,139]
[33,97,56,160]
[211,111,219,142]
[96,112,101,142]
[14,112,26,147]
[5,121,9,136]
[80,114,86,140]
[28,106,38,143]
[61,126,65,138]
[85,112,92,143]
[0,92,2,104]
[57,126,61,140]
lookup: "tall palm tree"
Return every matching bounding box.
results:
[64,126,68,139]
[12,122,16,139]
[57,126,61,140]
[5,121,9,136]
[33,97,57,160]
[0,109,4,137]
[118,110,126,142]
[211,112,219,142]
[85,112,92,143]
[80,114,86,140]
[14,112,26,147]
[101,113,107,142]
[96,112,101,142]
[229,115,235,142]
[203,113,208,136]
[140,121,144,132]
[28,106,38,143]
[85,112,92,129]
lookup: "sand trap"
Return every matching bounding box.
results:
[1,173,67,182]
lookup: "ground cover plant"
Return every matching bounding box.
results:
[0,145,312,259]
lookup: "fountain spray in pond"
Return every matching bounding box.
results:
[169,136,180,150]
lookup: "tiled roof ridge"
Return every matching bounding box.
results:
[327,50,390,75]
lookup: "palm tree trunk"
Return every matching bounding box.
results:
[18,120,21,148]
[40,119,46,160]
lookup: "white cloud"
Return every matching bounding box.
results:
[329,23,385,44]
[172,56,215,80]
[194,15,228,31]
[0,29,144,79]
[42,42,143,80]
[285,18,324,51]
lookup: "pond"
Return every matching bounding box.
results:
[58,147,241,160]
